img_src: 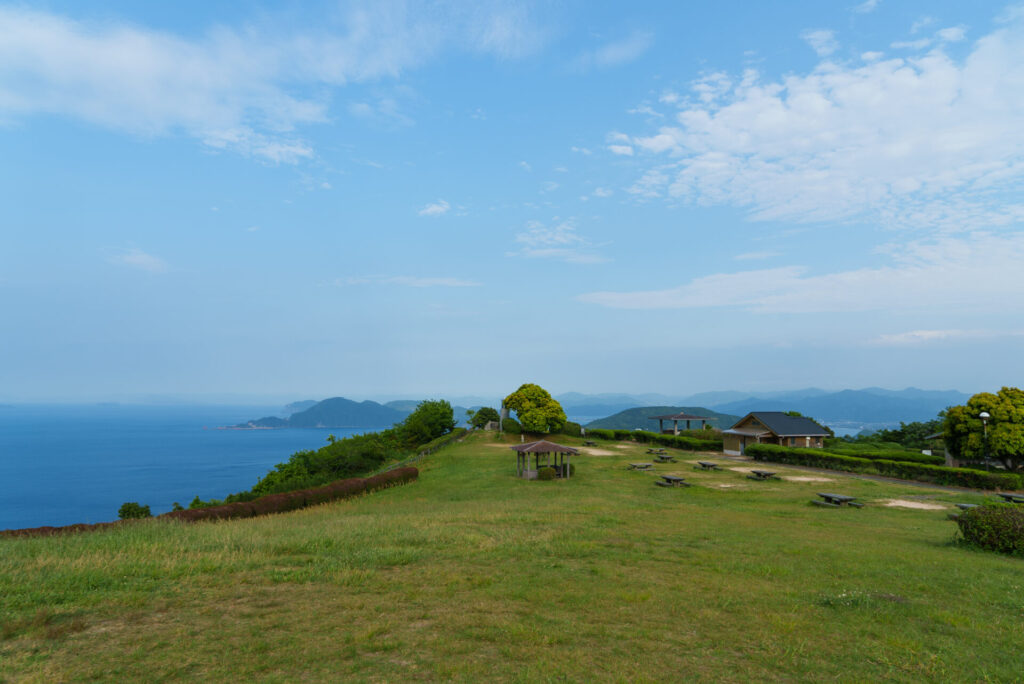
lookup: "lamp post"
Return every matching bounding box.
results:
[979,411,990,471]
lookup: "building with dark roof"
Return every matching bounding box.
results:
[723,412,830,456]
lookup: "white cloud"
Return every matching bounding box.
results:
[734,250,780,261]
[608,145,634,156]
[541,181,560,193]
[592,187,613,198]
[936,26,967,43]
[628,104,663,117]
[107,248,168,273]
[617,17,1024,230]
[853,0,881,14]
[870,328,1024,346]
[570,146,592,155]
[573,30,653,70]
[342,275,479,288]
[510,219,607,263]
[891,38,933,50]
[802,29,839,57]
[0,3,547,161]
[519,160,533,171]
[418,199,451,216]
[579,232,1024,314]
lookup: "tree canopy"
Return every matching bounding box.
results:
[944,387,1024,471]
[469,406,500,428]
[400,399,456,447]
[502,383,567,434]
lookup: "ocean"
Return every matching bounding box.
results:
[0,404,384,531]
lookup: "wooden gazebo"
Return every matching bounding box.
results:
[510,440,578,479]
[650,412,708,435]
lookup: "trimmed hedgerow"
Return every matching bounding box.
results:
[824,447,944,466]
[956,504,1024,555]
[560,421,582,437]
[585,428,615,440]
[579,428,720,451]
[746,444,1021,491]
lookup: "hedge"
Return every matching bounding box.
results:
[581,428,721,452]
[0,467,419,539]
[746,444,1021,491]
[824,447,944,466]
[956,504,1024,555]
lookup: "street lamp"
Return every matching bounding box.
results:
[979,411,990,471]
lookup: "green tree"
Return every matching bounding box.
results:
[118,502,151,519]
[945,387,1024,471]
[400,399,456,446]
[502,383,567,434]
[469,406,500,428]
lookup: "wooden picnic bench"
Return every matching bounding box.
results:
[995,493,1024,504]
[695,461,721,471]
[654,454,677,463]
[747,469,778,481]
[646,448,667,455]
[956,503,980,510]
[628,463,653,471]
[813,492,863,508]
[583,440,597,447]
[655,474,691,488]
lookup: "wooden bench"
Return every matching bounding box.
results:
[695,461,721,471]
[583,441,597,447]
[747,469,778,481]
[628,463,653,471]
[654,455,677,463]
[656,474,690,488]
[814,492,863,508]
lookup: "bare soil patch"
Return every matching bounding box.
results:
[581,448,615,456]
[783,476,834,483]
[881,499,948,511]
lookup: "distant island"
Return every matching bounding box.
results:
[230,397,475,429]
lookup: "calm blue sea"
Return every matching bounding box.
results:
[0,404,384,531]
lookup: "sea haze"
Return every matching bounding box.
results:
[0,404,383,530]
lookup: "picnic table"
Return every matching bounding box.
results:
[646,448,667,455]
[656,474,691,488]
[628,463,653,471]
[654,454,677,463]
[956,503,980,510]
[583,440,597,447]
[695,461,721,471]
[747,469,778,481]
[814,492,863,508]
[995,493,1024,504]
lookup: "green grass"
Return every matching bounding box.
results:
[2,431,1021,682]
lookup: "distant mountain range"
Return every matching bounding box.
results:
[585,406,741,431]
[234,397,476,429]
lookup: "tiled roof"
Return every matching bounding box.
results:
[735,412,830,437]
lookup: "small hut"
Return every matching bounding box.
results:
[510,440,578,480]
[649,412,708,435]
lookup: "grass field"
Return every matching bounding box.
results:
[2,431,1021,682]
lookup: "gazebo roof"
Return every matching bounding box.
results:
[509,440,579,454]
[649,413,708,421]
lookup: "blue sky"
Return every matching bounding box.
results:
[2,0,1022,402]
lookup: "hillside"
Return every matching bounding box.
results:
[2,431,1020,680]
[237,397,475,429]
[586,405,740,430]
[712,388,967,425]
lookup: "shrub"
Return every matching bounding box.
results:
[825,447,944,466]
[613,429,633,441]
[746,444,1021,490]
[957,504,1024,555]
[117,502,151,520]
[537,467,557,481]
[501,417,522,434]
[560,421,582,437]
[585,428,615,440]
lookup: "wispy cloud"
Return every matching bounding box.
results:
[106,248,168,273]
[852,0,881,14]
[801,29,839,57]
[573,30,653,70]
[616,14,1024,230]
[734,250,780,261]
[418,199,451,217]
[510,219,608,263]
[579,233,1024,314]
[340,275,480,288]
[870,329,1024,346]
[0,3,548,162]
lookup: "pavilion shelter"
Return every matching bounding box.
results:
[510,440,578,479]
[649,412,709,435]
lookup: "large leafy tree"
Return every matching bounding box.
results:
[502,383,567,434]
[944,387,1024,471]
[469,406,500,428]
[400,399,456,447]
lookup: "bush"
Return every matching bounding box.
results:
[585,428,615,440]
[746,444,1022,490]
[501,417,522,434]
[560,421,582,437]
[957,504,1024,555]
[825,447,944,465]
[537,467,557,481]
[117,502,151,520]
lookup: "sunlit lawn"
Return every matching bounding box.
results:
[1,431,1020,682]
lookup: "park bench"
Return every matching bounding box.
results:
[995,493,1024,504]
[655,454,677,463]
[628,463,653,471]
[695,461,721,471]
[813,492,863,508]
[747,469,778,481]
[655,474,690,488]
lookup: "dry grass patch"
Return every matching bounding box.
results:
[881,499,949,511]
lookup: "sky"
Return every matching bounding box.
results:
[2,0,1023,403]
